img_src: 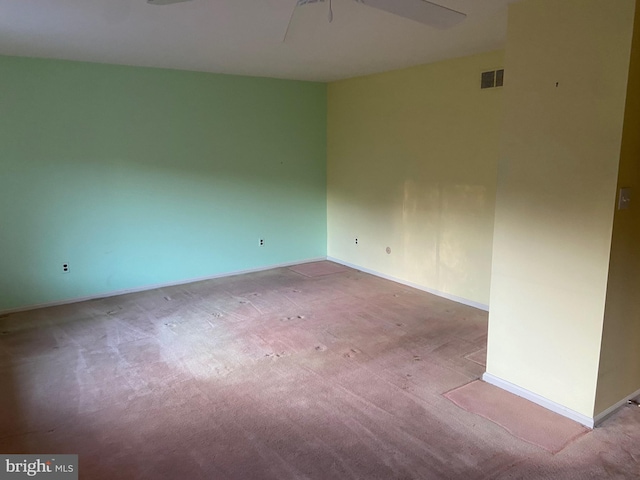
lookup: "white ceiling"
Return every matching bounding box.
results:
[0,0,515,82]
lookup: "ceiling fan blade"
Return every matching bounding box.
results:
[284,0,330,43]
[283,2,298,42]
[358,0,466,29]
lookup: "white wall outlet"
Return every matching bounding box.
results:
[355,237,358,245]
[259,238,265,247]
[62,263,70,273]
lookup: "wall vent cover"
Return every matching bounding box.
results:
[481,69,504,89]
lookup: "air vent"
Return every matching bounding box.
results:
[481,69,504,89]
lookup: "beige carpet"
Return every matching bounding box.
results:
[288,261,349,277]
[1,263,639,479]
[445,380,590,453]
[464,347,487,367]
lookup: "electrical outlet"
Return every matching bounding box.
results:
[259,238,265,247]
[619,187,632,210]
[62,263,70,273]
[355,238,358,245]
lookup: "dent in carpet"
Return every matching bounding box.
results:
[288,261,349,278]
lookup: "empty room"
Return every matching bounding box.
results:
[1,0,639,478]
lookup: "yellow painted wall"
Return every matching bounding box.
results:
[596,1,640,416]
[327,51,504,307]
[486,0,636,417]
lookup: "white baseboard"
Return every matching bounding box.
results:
[326,256,489,312]
[3,256,487,315]
[0,257,327,315]
[482,372,595,428]
[594,386,640,426]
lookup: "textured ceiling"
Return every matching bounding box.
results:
[0,0,516,81]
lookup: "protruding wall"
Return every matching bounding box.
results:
[486,0,637,420]
[596,1,640,417]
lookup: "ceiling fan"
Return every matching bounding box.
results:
[291,0,466,29]
[146,0,467,34]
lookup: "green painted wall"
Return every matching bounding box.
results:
[0,56,327,312]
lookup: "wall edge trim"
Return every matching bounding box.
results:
[327,256,489,311]
[0,257,327,315]
[482,372,594,428]
[594,387,640,426]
